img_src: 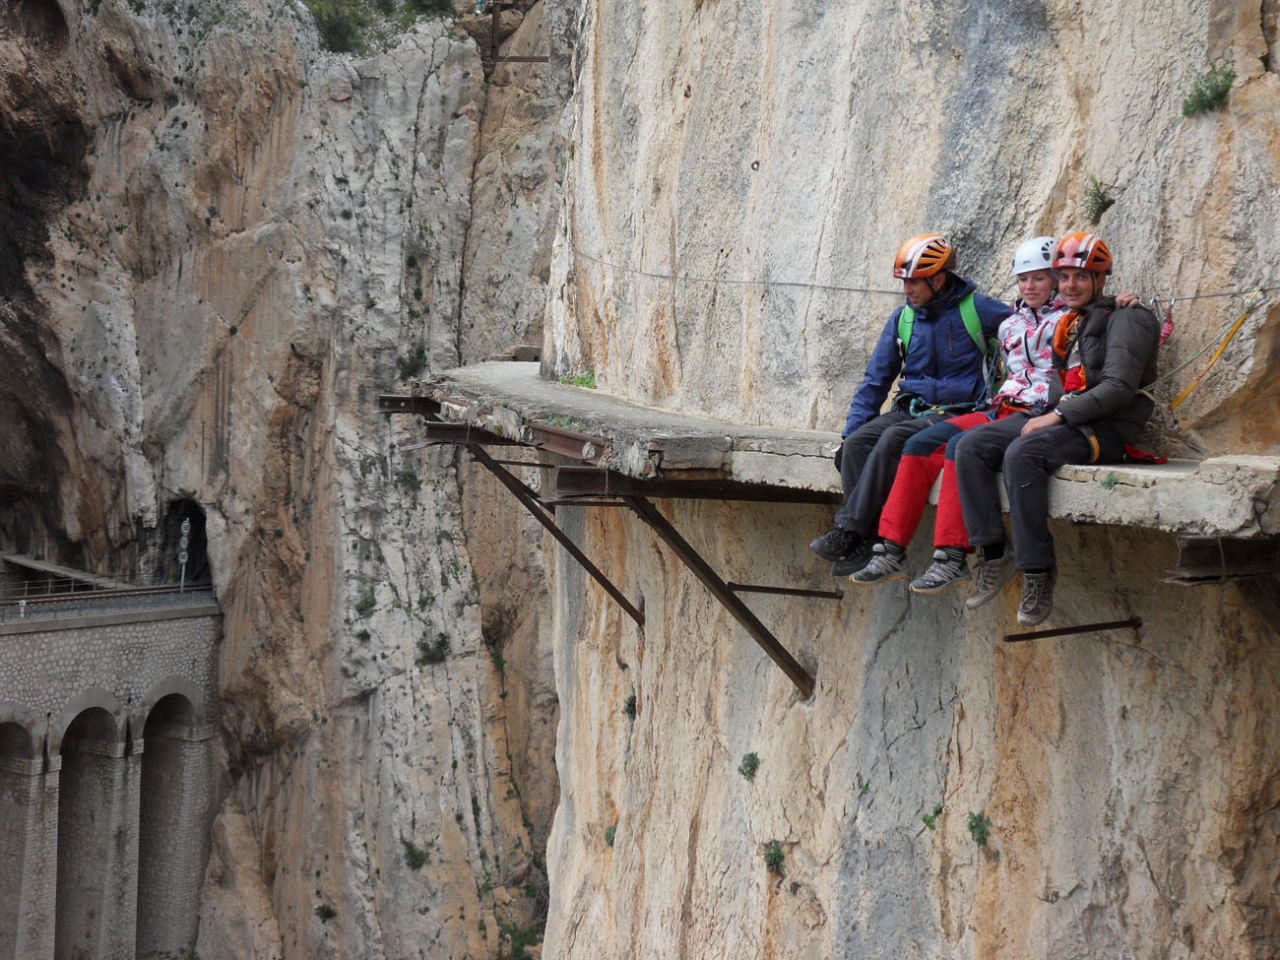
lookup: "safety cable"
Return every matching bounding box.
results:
[573,245,1280,305]
[1167,289,1268,411]
[572,245,1276,411]
[572,247,903,297]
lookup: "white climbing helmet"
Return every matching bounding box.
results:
[1011,236,1056,276]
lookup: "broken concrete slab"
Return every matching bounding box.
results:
[412,362,1280,539]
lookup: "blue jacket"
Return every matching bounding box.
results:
[842,276,1011,436]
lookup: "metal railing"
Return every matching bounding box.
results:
[0,582,216,624]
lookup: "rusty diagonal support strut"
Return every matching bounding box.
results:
[466,445,645,628]
[1003,616,1142,644]
[624,495,815,699]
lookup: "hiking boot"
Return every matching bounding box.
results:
[964,552,1016,610]
[910,548,971,595]
[1017,568,1057,627]
[849,541,909,584]
[810,526,861,562]
[830,538,876,576]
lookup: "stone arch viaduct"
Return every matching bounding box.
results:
[0,556,221,960]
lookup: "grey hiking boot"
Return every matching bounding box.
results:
[910,548,971,595]
[850,541,909,584]
[810,526,861,562]
[1017,568,1057,627]
[830,538,876,576]
[964,552,1016,610]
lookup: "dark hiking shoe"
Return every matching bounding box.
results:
[850,541,909,584]
[910,548,971,594]
[810,526,861,562]
[964,553,1015,610]
[830,538,877,576]
[1017,568,1057,627]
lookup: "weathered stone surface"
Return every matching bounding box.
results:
[0,0,569,955]
[424,361,1280,538]
[538,1,1280,959]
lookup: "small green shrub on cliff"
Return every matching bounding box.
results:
[499,919,543,960]
[763,840,785,875]
[558,369,597,389]
[309,2,365,53]
[315,903,337,922]
[738,752,760,782]
[405,0,453,14]
[622,693,637,720]
[1083,175,1115,225]
[355,586,376,618]
[1182,59,1235,117]
[604,824,616,847]
[401,838,428,870]
[397,345,427,380]
[417,633,450,665]
[921,803,943,830]
[967,811,993,847]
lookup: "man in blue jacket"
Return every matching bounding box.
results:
[810,234,1011,575]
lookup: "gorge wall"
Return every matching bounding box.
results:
[1,0,570,956]
[541,1,1280,959]
[1,0,1278,957]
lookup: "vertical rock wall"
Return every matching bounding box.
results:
[548,0,1280,455]
[541,1,1280,958]
[0,0,571,956]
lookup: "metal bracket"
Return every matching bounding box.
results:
[624,495,815,699]
[1003,617,1142,644]
[1164,536,1280,585]
[466,445,644,627]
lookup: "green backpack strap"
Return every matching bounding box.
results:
[897,293,993,357]
[896,305,915,358]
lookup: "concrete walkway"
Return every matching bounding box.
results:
[413,361,1280,539]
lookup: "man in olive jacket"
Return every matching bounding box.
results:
[953,232,1160,626]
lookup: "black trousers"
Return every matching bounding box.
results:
[953,416,1094,571]
[835,411,946,535]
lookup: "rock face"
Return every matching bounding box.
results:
[5,0,1280,957]
[540,1,1280,959]
[1,0,569,956]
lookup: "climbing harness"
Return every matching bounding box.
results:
[904,397,981,418]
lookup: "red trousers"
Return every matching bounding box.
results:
[877,411,992,550]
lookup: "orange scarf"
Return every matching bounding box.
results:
[1052,311,1087,392]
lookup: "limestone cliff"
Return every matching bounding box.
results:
[1,0,569,956]
[5,0,1280,957]
[540,1,1280,959]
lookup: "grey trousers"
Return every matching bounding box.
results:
[953,416,1093,571]
[835,411,946,534]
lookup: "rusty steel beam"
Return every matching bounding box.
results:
[471,457,556,469]
[1165,536,1280,585]
[377,395,441,417]
[421,422,522,446]
[727,583,844,601]
[625,495,815,699]
[1003,617,1143,644]
[556,466,841,504]
[468,444,644,627]
[524,423,608,463]
[537,498,631,508]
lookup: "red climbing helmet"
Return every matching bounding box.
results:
[893,234,954,279]
[1053,232,1113,275]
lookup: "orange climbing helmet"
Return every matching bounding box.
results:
[1053,232,1113,275]
[893,234,955,278]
